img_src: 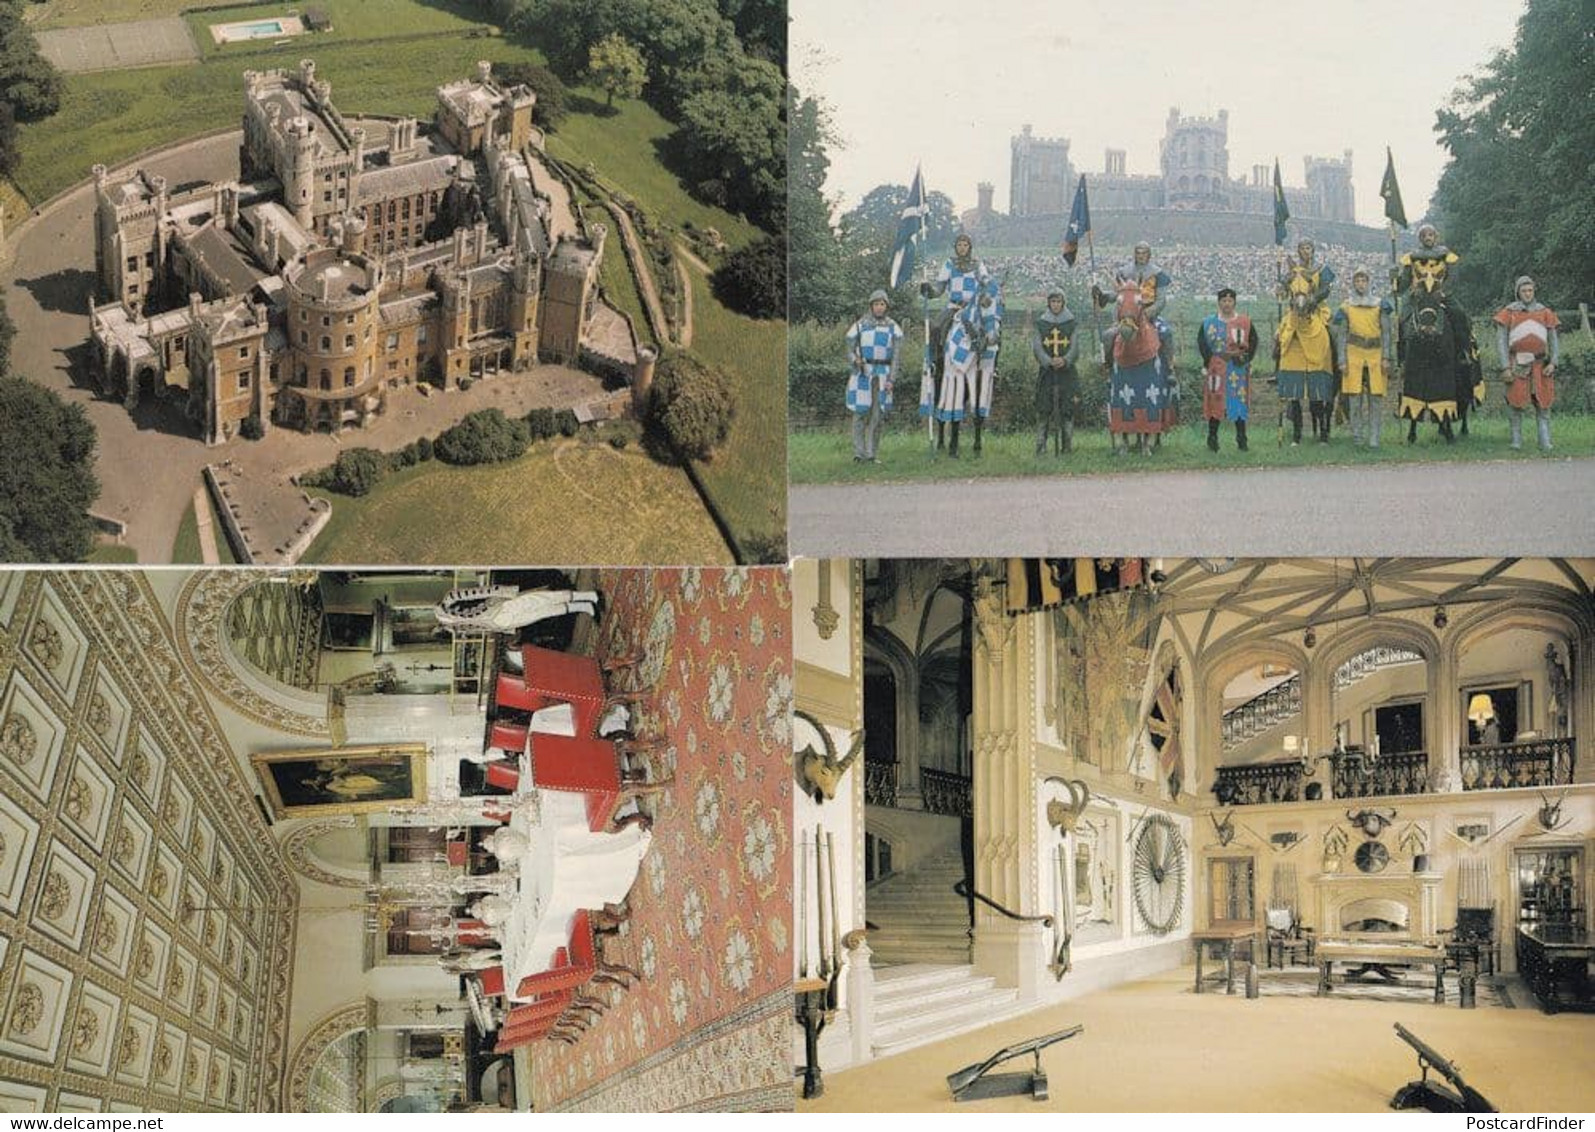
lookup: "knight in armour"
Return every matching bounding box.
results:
[1494,275,1560,451]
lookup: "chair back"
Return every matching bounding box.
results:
[1455,906,1494,942]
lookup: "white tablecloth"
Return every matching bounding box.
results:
[499,788,650,1001]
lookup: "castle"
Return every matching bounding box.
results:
[90,60,647,444]
[967,110,1367,249]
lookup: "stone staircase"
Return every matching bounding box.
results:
[869,964,1024,1059]
[866,847,971,966]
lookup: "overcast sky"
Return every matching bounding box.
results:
[793,0,1523,227]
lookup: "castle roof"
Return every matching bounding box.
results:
[355,155,459,205]
[183,224,268,297]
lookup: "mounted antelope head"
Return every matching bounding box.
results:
[798,723,864,802]
[1210,810,1237,847]
[1346,808,1397,839]
[1538,792,1570,832]
[1045,777,1091,834]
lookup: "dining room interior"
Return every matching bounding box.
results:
[0,565,793,1114]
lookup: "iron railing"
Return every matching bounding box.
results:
[863,760,897,808]
[921,768,972,817]
[1462,738,1575,791]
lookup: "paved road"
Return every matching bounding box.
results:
[790,458,1595,558]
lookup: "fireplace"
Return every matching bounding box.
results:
[1314,871,1442,943]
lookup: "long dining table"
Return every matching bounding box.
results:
[496,786,651,1002]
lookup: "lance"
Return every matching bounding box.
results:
[798,830,809,978]
[815,822,831,979]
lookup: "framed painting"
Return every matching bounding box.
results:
[252,744,428,818]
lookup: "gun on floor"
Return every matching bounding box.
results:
[946,1025,1083,1102]
[1389,1022,1496,1113]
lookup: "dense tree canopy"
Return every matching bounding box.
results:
[711,233,784,319]
[587,34,647,107]
[648,351,735,460]
[0,1,62,122]
[1430,0,1595,309]
[492,60,570,130]
[786,89,847,324]
[0,374,100,563]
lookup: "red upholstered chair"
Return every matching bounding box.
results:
[513,912,597,1000]
[487,721,529,758]
[475,966,506,998]
[528,731,671,833]
[455,918,495,946]
[446,839,468,867]
[484,760,521,792]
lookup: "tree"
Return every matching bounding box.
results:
[715,0,784,68]
[648,351,735,460]
[1430,0,1595,308]
[786,88,847,323]
[0,377,100,562]
[492,60,570,130]
[587,34,647,108]
[712,234,784,319]
[0,288,14,376]
[330,448,387,496]
[434,408,530,465]
[0,104,17,180]
[0,4,63,122]
[676,78,783,228]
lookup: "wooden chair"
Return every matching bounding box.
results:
[1265,906,1316,968]
[1444,905,1499,977]
[527,732,671,834]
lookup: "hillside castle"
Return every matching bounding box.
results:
[963,110,1384,250]
[90,60,650,444]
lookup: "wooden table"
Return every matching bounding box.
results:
[1516,924,1595,1014]
[1192,924,1260,995]
[1316,938,1447,1004]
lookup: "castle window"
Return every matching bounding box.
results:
[324,172,332,183]
[402,199,411,219]
[238,345,249,359]
[323,191,333,203]
[417,325,428,345]
[300,310,308,322]
[322,315,330,327]
[345,334,355,349]
[343,366,355,387]
[127,283,139,295]
[144,252,155,268]
[126,256,138,272]
[386,332,399,350]
[300,330,308,346]
[346,313,355,325]
[321,336,331,351]
[239,369,251,389]
[320,368,331,389]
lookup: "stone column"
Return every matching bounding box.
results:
[1573,633,1595,785]
[969,575,1044,1000]
[845,936,875,1064]
[1431,636,1462,792]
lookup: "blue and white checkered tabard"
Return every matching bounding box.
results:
[930,307,981,421]
[845,316,902,413]
[937,257,989,308]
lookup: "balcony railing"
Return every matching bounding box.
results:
[863,760,897,809]
[921,768,972,817]
[1221,677,1301,751]
[1462,738,1575,791]
[1213,759,1307,806]
[1330,749,1429,799]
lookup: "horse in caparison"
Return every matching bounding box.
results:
[1104,280,1174,455]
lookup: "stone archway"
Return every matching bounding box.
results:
[284,1002,369,1112]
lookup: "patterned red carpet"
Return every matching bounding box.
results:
[524,568,793,1111]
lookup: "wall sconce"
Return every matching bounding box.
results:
[1433,605,1448,629]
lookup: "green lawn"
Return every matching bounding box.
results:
[301,437,734,564]
[171,493,239,564]
[683,265,786,559]
[25,0,191,29]
[86,542,138,563]
[790,413,1595,484]
[185,0,486,59]
[546,84,760,252]
[13,34,542,202]
[578,191,660,349]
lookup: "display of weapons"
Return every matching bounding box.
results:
[946,1025,1084,1102]
[798,830,809,978]
[825,830,842,1009]
[1389,1023,1497,1113]
[1482,812,1525,845]
[815,823,830,981]
[1052,842,1073,979]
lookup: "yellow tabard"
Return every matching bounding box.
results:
[1277,308,1333,373]
[1339,303,1387,394]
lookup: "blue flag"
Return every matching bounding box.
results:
[889,166,928,289]
[1272,159,1290,245]
[1062,175,1090,266]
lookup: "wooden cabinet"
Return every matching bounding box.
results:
[1514,845,1585,928]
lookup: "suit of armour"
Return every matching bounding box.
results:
[845,314,902,461]
[1495,298,1560,450]
[1331,293,1394,447]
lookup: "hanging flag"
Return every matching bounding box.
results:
[1380,147,1408,229]
[888,165,928,290]
[1061,174,1090,266]
[1272,159,1290,245]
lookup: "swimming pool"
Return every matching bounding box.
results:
[210,15,307,44]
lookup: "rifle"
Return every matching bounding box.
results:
[946,1025,1083,1102]
[1389,1023,1497,1113]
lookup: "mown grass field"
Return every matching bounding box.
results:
[301,436,734,565]
[170,492,239,564]
[184,0,484,59]
[790,412,1595,483]
[681,265,787,559]
[25,0,192,29]
[85,542,139,563]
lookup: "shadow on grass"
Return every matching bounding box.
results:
[568,93,620,118]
